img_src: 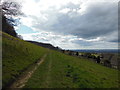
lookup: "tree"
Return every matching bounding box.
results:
[2,15,17,37]
[76,52,79,56]
[1,0,23,37]
[2,0,22,15]
[96,56,101,63]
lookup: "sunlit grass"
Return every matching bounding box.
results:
[24,50,119,88]
[2,32,119,88]
[2,32,48,87]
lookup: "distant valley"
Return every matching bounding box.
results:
[72,49,119,53]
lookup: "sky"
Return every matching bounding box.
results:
[14,0,119,49]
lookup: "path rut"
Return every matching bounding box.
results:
[45,54,52,87]
[9,54,47,88]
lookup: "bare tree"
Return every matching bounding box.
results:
[2,0,22,15]
[1,0,23,37]
[2,0,23,26]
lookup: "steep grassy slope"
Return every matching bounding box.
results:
[24,50,119,88]
[2,32,119,88]
[2,32,48,88]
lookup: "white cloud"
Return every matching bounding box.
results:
[59,8,71,14]
[21,31,80,49]
[17,0,118,49]
[20,17,33,27]
[21,31,118,49]
[85,37,102,42]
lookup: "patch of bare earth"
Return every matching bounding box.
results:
[9,54,47,88]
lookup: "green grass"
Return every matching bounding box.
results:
[2,32,48,87]
[2,32,120,88]
[24,50,119,88]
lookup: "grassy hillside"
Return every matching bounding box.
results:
[2,32,48,88]
[2,32,119,88]
[24,50,119,88]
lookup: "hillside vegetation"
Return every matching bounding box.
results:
[2,32,48,88]
[24,50,119,88]
[2,32,120,88]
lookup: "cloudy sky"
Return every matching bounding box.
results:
[15,0,119,49]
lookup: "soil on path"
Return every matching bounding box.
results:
[9,54,47,88]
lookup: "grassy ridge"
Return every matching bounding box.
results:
[2,32,48,87]
[2,32,119,88]
[24,50,119,88]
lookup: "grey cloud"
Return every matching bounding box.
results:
[61,2,81,10]
[22,1,118,48]
[52,2,118,39]
[105,31,118,42]
[36,2,117,40]
[110,39,118,42]
[71,40,93,46]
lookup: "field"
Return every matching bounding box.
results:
[2,32,120,88]
[2,32,48,88]
[24,51,119,88]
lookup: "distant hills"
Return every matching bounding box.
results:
[72,49,119,53]
[27,40,119,54]
[27,41,61,51]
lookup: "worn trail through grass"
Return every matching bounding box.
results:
[44,53,52,87]
[9,54,48,88]
[24,51,119,88]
